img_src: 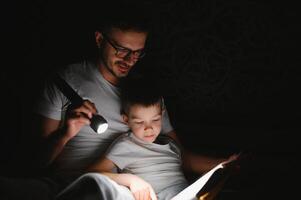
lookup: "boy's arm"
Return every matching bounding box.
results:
[87,156,157,200]
[87,156,136,186]
[87,156,116,173]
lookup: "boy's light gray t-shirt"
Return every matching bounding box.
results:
[34,60,173,176]
[106,133,188,199]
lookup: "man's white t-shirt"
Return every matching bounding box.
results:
[34,60,174,179]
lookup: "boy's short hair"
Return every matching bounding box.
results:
[120,75,163,115]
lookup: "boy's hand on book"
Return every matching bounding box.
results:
[128,174,157,200]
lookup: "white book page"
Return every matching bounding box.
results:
[171,163,224,200]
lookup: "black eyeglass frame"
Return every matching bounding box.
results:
[102,33,146,59]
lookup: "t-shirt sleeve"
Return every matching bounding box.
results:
[33,76,69,120]
[105,138,133,170]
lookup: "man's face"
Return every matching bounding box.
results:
[96,28,148,84]
[123,104,162,143]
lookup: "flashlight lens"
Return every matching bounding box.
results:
[97,123,109,134]
[90,114,108,134]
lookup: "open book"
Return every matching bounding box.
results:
[171,163,225,200]
[171,154,242,200]
[57,160,239,200]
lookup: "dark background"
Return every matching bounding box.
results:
[1,0,300,199]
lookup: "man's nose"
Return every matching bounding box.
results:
[123,52,138,63]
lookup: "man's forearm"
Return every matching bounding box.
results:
[166,130,226,173]
[39,127,71,166]
[182,151,226,173]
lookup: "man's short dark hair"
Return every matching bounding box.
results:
[120,75,163,115]
[96,2,152,34]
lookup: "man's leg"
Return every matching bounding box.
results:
[0,176,57,200]
[56,173,134,200]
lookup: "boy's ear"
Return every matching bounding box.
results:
[122,114,129,124]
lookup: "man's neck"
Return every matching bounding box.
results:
[97,60,119,86]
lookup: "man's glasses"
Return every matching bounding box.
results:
[102,33,146,59]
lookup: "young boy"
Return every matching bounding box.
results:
[87,76,239,200]
[88,76,189,200]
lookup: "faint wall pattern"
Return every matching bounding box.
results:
[17,0,286,122]
[141,0,282,118]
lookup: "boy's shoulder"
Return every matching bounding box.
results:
[113,132,131,142]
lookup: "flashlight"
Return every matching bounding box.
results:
[53,74,108,134]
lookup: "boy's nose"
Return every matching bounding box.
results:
[144,124,153,131]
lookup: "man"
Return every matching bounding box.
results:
[34,4,155,180]
[33,3,236,199]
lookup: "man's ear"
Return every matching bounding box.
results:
[95,31,103,48]
[122,114,129,124]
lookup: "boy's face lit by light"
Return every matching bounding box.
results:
[123,103,162,143]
